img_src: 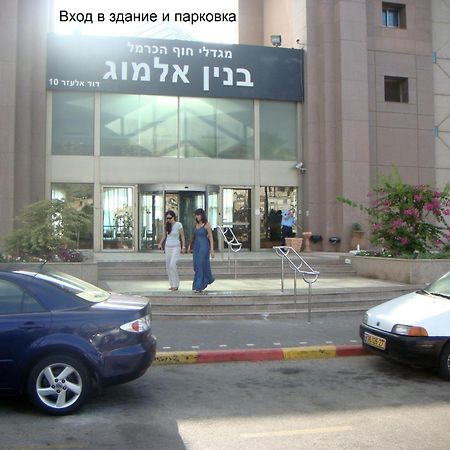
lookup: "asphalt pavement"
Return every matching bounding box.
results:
[152,315,363,352]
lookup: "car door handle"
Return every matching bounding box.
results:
[19,322,45,331]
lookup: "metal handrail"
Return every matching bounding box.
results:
[218,225,242,279]
[273,246,320,323]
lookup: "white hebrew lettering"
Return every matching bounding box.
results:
[132,62,150,81]
[236,68,254,87]
[222,68,233,86]
[203,66,210,91]
[154,57,169,82]
[172,65,189,83]
[103,61,117,80]
[121,62,128,80]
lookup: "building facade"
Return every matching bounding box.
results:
[0,0,449,253]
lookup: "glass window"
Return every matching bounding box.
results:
[51,183,94,249]
[260,186,297,247]
[382,3,406,28]
[0,280,45,314]
[180,98,254,159]
[102,186,134,250]
[52,92,94,155]
[101,94,178,157]
[260,101,297,161]
[223,188,251,249]
[384,76,409,103]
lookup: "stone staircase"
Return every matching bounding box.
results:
[144,284,416,320]
[97,255,357,281]
[97,254,419,320]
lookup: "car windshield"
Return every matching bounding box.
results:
[15,270,110,303]
[425,271,450,298]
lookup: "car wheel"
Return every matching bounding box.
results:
[27,354,92,415]
[439,344,450,381]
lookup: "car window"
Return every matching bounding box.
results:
[0,279,46,314]
[14,270,110,303]
[427,272,450,297]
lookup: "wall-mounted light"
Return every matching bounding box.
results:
[271,35,282,47]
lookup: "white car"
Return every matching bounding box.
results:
[360,271,450,379]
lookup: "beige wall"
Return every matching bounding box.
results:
[367,0,435,187]
[432,0,450,190]
[0,0,18,247]
[0,0,48,249]
[239,0,436,250]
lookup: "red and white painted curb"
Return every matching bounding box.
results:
[154,344,368,366]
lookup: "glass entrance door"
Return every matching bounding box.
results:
[169,192,205,246]
[139,191,164,250]
[138,187,205,250]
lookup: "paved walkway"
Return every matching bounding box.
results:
[105,275,411,296]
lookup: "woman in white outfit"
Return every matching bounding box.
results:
[158,211,186,291]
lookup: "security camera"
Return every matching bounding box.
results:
[296,38,300,44]
[294,162,307,174]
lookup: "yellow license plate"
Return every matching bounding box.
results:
[364,332,386,350]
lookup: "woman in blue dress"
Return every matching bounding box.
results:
[188,208,215,293]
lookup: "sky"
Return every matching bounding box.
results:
[53,0,238,43]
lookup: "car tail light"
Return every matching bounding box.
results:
[120,314,151,333]
[392,324,428,336]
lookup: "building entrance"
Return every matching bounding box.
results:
[138,185,218,251]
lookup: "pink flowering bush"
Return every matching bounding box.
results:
[338,170,450,256]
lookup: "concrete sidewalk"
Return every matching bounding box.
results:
[105,274,411,296]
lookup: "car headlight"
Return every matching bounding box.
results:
[392,324,428,336]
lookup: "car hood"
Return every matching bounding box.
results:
[366,290,450,336]
[91,292,150,311]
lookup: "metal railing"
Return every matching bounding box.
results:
[217,225,242,279]
[273,246,320,323]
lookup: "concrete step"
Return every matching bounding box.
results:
[146,285,417,320]
[98,260,356,280]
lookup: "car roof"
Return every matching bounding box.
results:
[0,270,89,311]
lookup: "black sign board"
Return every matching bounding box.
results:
[47,34,304,102]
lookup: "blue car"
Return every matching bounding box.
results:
[0,267,157,415]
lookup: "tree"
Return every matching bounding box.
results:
[5,200,90,261]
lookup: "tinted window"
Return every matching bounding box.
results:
[0,279,45,314]
[52,92,94,155]
[260,101,297,160]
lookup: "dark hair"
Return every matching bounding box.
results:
[194,208,207,224]
[165,210,176,234]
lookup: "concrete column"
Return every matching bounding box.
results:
[0,0,18,248]
[14,0,49,216]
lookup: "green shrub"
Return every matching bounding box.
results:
[4,199,90,261]
[338,169,450,256]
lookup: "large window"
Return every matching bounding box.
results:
[101,94,178,157]
[52,92,94,155]
[260,186,297,247]
[52,93,300,161]
[180,98,254,159]
[260,101,297,161]
[102,187,134,250]
[223,188,251,248]
[51,183,94,249]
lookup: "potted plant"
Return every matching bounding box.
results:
[350,222,366,250]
